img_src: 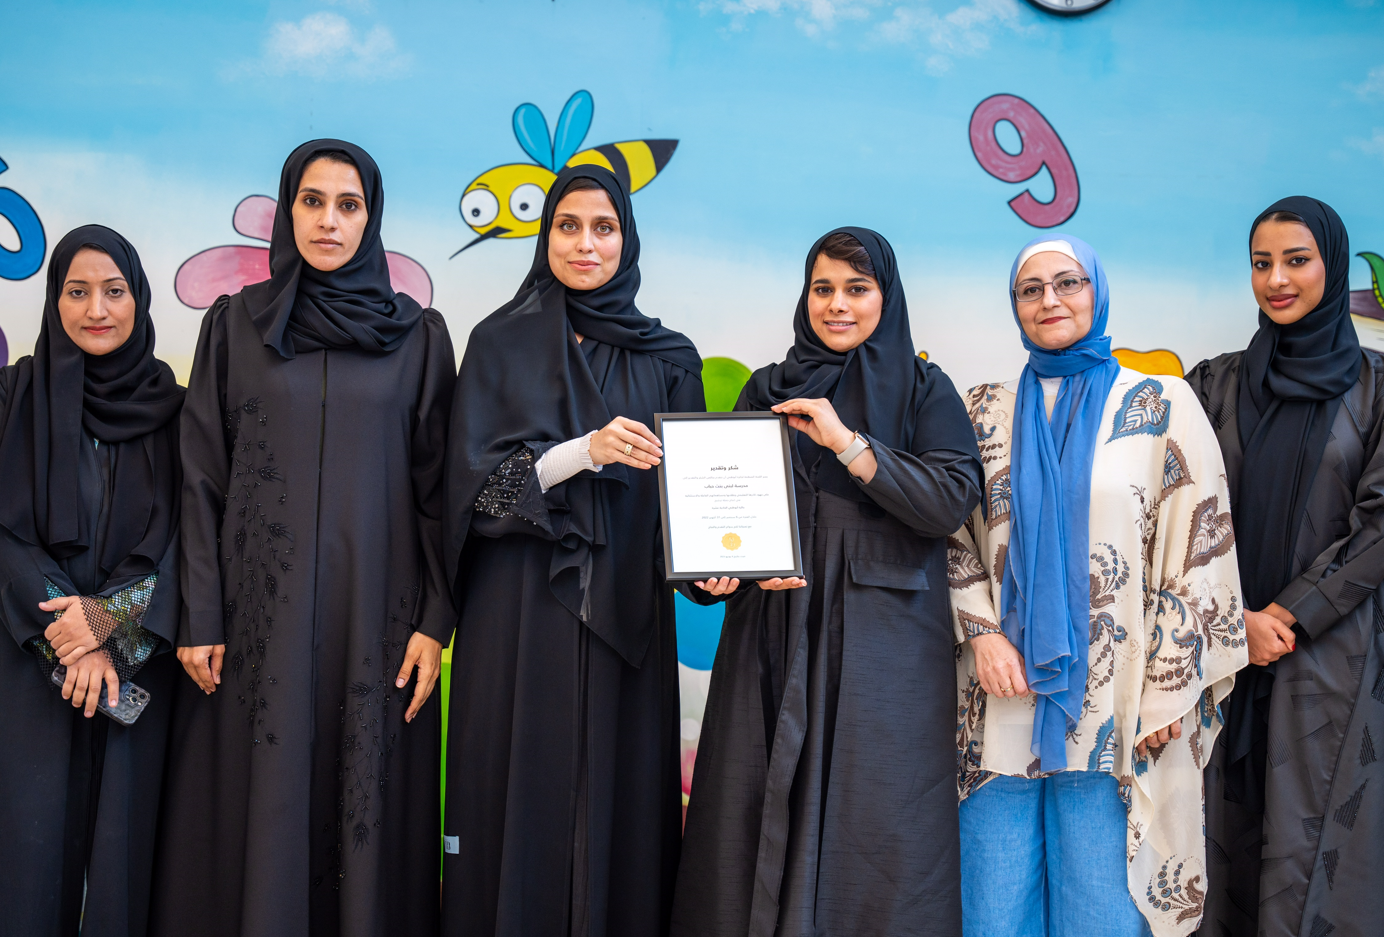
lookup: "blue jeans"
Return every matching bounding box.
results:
[959,772,1153,937]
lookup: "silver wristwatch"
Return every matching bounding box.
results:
[836,431,871,466]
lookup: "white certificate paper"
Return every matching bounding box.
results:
[656,413,802,579]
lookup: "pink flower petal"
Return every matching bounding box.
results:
[175,246,270,309]
[233,195,278,242]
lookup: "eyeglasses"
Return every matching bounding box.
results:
[1013,273,1090,303]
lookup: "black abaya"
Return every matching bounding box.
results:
[441,165,705,937]
[0,422,181,937]
[1190,352,1384,937]
[670,228,983,937]
[1189,197,1381,937]
[0,225,183,937]
[443,338,702,937]
[150,294,455,937]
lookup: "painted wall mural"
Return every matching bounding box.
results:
[3,0,1383,815]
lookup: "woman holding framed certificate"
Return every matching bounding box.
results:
[670,228,983,936]
[442,166,705,937]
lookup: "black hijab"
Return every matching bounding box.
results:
[243,139,424,358]
[0,225,183,584]
[447,165,700,664]
[742,226,975,497]
[1235,197,1359,611]
[1225,196,1360,809]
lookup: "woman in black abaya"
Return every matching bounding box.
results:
[0,226,184,937]
[152,140,456,937]
[1189,197,1384,937]
[670,228,983,937]
[442,165,704,937]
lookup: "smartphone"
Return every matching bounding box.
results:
[51,666,151,726]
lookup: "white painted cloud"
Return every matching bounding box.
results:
[247,12,410,80]
[1350,64,1384,100]
[707,0,1028,70]
[877,0,1025,74]
[1352,127,1384,163]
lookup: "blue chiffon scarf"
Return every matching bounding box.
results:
[999,235,1119,772]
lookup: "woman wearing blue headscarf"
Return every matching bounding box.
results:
[948,236,1247,937]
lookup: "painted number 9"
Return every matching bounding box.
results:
[969,94,1079,228]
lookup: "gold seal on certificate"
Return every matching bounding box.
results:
[654,412,803,581]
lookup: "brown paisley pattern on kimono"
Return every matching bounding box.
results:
[1150,576,1243,693]
[1145,857,1206,926]
[223,396,292,747]
[1131,485,1158,592]
[964,382,1008,465]
[1160,439,1193,502]
[947,536,987,589]
[956,674,990,798]
[1089,545,1131,692]
[985,466,1011,531]
[1182,495,1234,573]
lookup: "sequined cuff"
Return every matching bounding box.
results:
[33,575,160,683]
[476,448,536,518]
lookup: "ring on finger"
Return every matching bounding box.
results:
[623,443,633,456]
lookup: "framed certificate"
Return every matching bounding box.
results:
[654,411,803,582]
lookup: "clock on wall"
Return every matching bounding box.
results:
[1026,0,1113,14]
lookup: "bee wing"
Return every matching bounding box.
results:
[233,195,278,241]
[512,103,554,170]
[552,90,594,170]
[174,246,270,309]
[385,251,433,309]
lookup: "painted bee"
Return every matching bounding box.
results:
[453,90,677,256]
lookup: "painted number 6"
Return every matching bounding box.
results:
[0,156,45,281]
[969,94,1079,229]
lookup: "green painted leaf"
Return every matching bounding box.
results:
[1360,252,1384,309]
[701,356,752,412]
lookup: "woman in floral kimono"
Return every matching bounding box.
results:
[949,235,1247,937]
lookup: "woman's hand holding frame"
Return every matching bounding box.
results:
[590,416,662,469]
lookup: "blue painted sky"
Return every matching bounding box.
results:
[2,0,1383,387]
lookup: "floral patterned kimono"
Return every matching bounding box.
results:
[949,368,1248,937]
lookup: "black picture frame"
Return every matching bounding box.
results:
[654,411,804,582]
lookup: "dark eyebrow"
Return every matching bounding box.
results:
[298,186,366,201]
[1251,247,1311,256]
[555,212,620,224]
[64,276,127,286]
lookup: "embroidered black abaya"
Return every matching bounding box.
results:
[669,228,983,937]
[1189,197,1384,937]
[441,166,704,937]
[0,226,184,937]
[150,141,456,937]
